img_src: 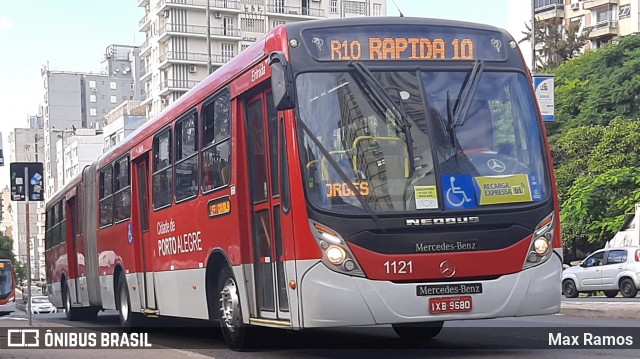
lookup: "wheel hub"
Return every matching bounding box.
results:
[219,278,240,333]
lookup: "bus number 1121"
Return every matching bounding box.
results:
[384,260,413,274]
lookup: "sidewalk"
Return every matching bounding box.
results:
[560,300,640,320]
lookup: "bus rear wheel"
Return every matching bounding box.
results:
[64,284,82,321]
[116,272,139,329]
[392,321,444,341]
[217,266,258,350]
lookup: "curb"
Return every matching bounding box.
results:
[560,301,640,320]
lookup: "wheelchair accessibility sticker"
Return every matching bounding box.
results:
[442,175,477,209]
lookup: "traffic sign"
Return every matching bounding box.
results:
[9,162,45,201]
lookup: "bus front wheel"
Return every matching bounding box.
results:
[392,321,444,341]
[217,266,258,350]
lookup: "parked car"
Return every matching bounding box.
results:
[29,295,57,314]
[562,247,640,298]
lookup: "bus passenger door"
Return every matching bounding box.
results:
[245,91,291,322]
[132,154,156,309]
[67,196,81,304]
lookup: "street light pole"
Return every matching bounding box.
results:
[531,0,536,72]
[206,0,212,74]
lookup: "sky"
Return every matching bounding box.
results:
[0,0,530,191]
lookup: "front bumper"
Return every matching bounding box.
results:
[300,250,562,327]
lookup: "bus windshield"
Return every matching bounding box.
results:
[0,267,13,298]
[296,69,548,214]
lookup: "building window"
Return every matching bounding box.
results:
[373,3,382,16]
[221,43,236,62]
[241,44,251,52]
[223,16,235,36]
[202,90,231,192]
[330,0,338,14]
[274,0,285,13]
[113,156,131,222]
[619,4,630,20]
[90,108,97,116]
[99,166,113,227]
[110,95,117,103]
[344,0,367,15]
[89,80,96,89]
[130,83,134,90]
[152,129,172,209]
[110,81,117,90]
[272,20,285,29]
[89,94,97,103]
[241,17,265,33]
[175,111,199,201]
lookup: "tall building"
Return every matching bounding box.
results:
[103,101,147,152]
[534,0,640,49]
[0,186,13,240]
[137,0,388,118]
[42,44,143,196]
[57,129,105,187]
[7,127,46,280]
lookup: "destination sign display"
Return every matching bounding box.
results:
[302,26,508,62]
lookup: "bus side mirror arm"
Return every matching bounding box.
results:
[269,52,295,111]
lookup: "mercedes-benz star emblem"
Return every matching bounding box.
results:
[439,260,456,278]
[487,159,506,173]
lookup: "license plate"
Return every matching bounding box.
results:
[429,296,473,314]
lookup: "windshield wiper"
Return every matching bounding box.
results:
[297,119,386,232]
[447,60,485,151]
[348,61,415,177]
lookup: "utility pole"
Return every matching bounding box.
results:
[206,0,212,74]
[25,166,32,326]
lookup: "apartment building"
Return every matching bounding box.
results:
[42,44,143,197]
[56,129,105,188]
[103,101,147,152]
[137,0,388,118]
[0,186,13,240]
[534,0,640,49]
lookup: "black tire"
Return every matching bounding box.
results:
[562,279,579,298]
[116,271,136,329]
[64,284,82,321]
[620,278,638,298]
[392,321,444,341]
[604,290,618,298]
[216,266,259,350]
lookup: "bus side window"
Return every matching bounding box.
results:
[201,90,231,193]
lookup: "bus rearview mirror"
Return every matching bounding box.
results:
[269,52,295,111]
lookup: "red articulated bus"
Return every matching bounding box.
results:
[46,17,562,349]
[0,259,16,315]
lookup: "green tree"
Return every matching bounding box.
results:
[520,18,590,71]
[561,168,640,248]
[0,233,25,283]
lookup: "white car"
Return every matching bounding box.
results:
[29,295,58,314]
[562,247,640,298]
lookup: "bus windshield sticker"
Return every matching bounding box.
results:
[441,175,477,210]
[302,26,507,62]
[473,174,533,205]
[529,173,543,201]
[414,185,438,210]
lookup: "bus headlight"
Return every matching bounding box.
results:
[326,246,346,265]
[523,213,555,270]
[309,220,365,277]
